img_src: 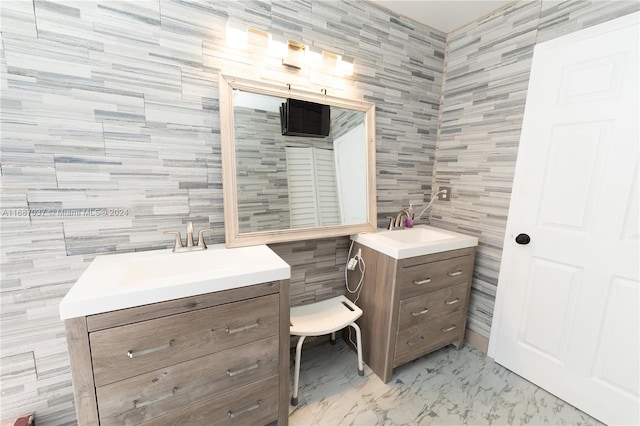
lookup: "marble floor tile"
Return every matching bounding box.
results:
[289,340,603,426]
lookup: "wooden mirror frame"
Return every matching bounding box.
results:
[219,74,377,247]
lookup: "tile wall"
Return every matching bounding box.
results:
[0,0,445,422]
[235,105,293,233]
[431,0,639,338]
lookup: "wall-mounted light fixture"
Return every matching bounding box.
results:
[339,56,354,76]
[322,50,339,70]
[248,27,270,48]
[305,45,323,69]
[225,21,354,76]
[282,40,306,70]
[294,45,354,76]
[226,21,248,49]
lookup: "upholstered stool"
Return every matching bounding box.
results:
[289,295,364,406]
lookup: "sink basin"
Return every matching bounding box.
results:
[59,244,290,319]
[376,227,454,244]
[123,250,235,287]
[354,225,478,259]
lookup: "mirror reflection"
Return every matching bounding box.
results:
[219,74,376,247]
[233,90,368,233]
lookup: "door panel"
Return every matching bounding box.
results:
[559,54,626,103]
[490,12,639,425]
[592,276,639,396]
[519,258,581,363]
[538,122,607,230]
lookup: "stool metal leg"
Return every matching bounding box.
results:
[330,331,336,345]
[291,335,306,406]
[350,322,364,376]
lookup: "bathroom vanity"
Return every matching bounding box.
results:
[349,226,477,383]
[60,245,290,425]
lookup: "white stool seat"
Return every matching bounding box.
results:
[290,295,362,336]
[289,295,364,406]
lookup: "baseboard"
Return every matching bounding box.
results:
[465,328,489,354]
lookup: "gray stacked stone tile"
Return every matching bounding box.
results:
[1,0,637,422]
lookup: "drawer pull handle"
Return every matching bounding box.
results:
[228,400,261,418]
[413,278,432,285]
[133,387,177,408]
[407,336,424,347]
[447,271,463,277]
[226,362,259,377]
[441,325,457,333]
[445,298,460,305]
[411,308,429,317]
[127,340,173,359]
[225,320,259,334]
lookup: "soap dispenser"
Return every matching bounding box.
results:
[405,204,415,228]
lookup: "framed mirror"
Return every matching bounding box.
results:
[219,74,377,247]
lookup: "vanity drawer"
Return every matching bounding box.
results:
[143,375,280,426]
[394,312,465,367]
[96,335,279,426]
[398,255,471,299]
[90,294,279,387]
[397,283,468,330]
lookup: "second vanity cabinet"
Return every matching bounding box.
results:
[65,280,289,425]
[348,243,476,383]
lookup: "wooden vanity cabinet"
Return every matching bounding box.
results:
[65,280,290,425]
[347,245,475,383]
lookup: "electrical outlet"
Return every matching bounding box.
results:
[438,186,452,201]
[347,258,357,270]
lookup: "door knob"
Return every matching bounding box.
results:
[515,233,531,245]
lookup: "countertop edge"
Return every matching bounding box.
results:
[352,225,479,260]
[59,245,291,320]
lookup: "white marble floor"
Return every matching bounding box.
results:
[288,340,602,425]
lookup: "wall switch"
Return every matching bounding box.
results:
[438,186,452,201]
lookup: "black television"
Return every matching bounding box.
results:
[280,98,330,138]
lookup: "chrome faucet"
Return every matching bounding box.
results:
[386,209,411,230]
[165,221,213,253]
[186,220,195,247]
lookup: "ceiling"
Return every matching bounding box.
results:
[368,0,516,33]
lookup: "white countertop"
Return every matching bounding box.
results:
[59,244,291,320]
[353,225,478,259]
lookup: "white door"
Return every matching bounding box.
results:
[489,12,639,426]
[335,123,367,224]
[285,146,340,228]
[313,147,341,226]
[286,146,320,228]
